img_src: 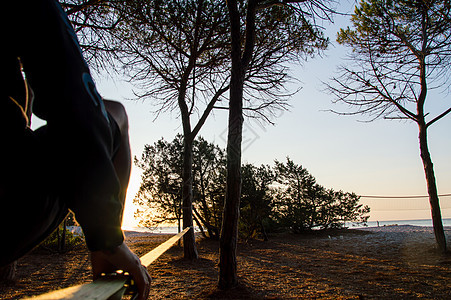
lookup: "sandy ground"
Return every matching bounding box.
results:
[1,225,450,299]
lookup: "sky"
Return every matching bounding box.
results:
[86,1,451,227]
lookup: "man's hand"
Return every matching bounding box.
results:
[91,243,151,300]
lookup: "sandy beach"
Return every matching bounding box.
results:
[1,225,450,299]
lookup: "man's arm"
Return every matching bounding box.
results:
[97,100,151,299]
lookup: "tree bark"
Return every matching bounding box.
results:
[219,73,244,289]
[416,45,447,253]
[182,137,199,259]
[418,122,447,253]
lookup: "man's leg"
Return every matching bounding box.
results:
[0,127,69,268]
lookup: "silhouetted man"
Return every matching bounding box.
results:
[0,1,150,299]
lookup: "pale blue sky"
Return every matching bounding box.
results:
[91,1,451,226]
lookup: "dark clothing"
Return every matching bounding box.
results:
[1,0,124,266]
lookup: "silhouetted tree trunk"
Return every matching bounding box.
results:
[219,0,258,290]
[219,0,332,288]
[182,136,199,259]
[418,121,447,252]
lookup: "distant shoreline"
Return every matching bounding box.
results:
[351,217,451,228]
[121,218,451,235]
[121,224,451,239]
[356,224,451,233]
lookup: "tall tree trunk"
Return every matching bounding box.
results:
[219,0,258,289]
[219,71,244,289]
[418,122,447,253]
[182,137,199,259]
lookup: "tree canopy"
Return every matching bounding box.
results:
[330,0,451,123]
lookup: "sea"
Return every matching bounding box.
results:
[119,218,451,234]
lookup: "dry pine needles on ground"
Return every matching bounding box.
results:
[1,226,450,299]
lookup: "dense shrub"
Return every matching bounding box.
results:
[135,136,370,239]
